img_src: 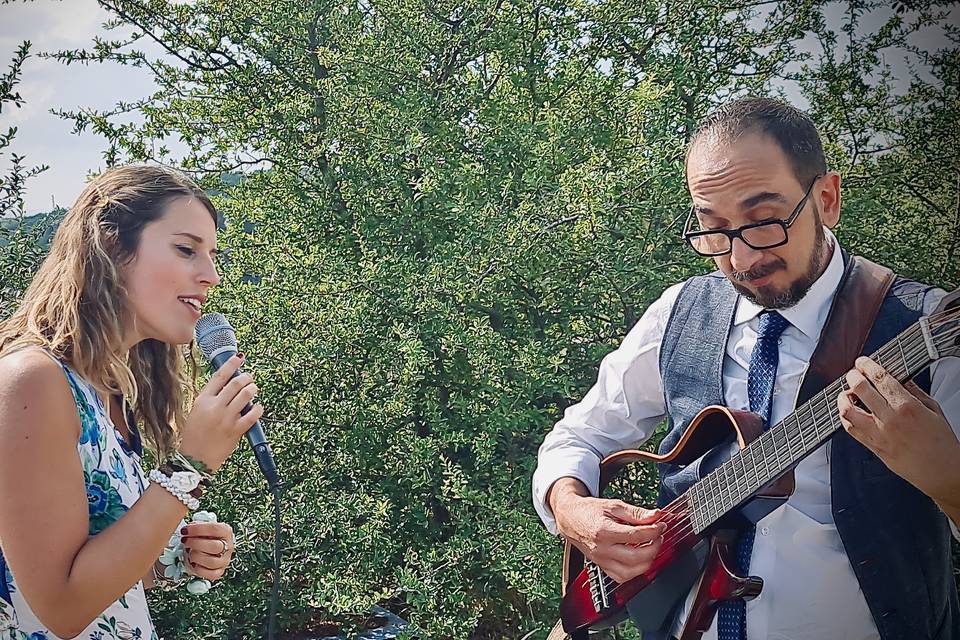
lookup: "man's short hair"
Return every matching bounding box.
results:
[686,97,828,186]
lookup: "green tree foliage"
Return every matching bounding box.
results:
[797,2,960,286]
[0,40,50,316]
[1,0,952,637]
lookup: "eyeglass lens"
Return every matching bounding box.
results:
[688,223,787,256]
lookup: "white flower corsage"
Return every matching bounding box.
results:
[157,510,218,594]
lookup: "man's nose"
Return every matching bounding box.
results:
[729,237,763,272]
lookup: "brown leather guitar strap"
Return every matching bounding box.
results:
[796,254,896,404]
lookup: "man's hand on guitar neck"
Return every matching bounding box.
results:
[547,477,666,584]
[839,356,960,524]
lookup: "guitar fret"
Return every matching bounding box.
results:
[792,410,806,460]
[698,486,707,533]
[690,485,702,534]
[756,432,770,490]
[787,420,800,462]
[739,452,750,507]
[719,461,734,516]
[723,460,735,516]
[700,487,708,533]
[726,457,739,515]
[895,339,909,381]
[682,308,954,535]
[799,399,811,452]
[728,449,753,508]
[823,387,837,439]
[780,422,792,467]
[764,429,776,479]
[688,490,696,533]
[774,426,787,476]
[704,469,719,525]
[769,423,784,478]
[826,388,841,431]
[714,467,726,524]
[806,395,819,445]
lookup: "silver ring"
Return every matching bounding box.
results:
[215,538,229,558]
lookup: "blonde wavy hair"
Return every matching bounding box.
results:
[0,164,218,458]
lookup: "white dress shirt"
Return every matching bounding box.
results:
[533,230,960,640]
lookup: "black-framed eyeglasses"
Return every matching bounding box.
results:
[682,175,822,257]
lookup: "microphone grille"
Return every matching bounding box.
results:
[194,312,237,360]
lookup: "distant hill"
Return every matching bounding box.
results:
[0,209,64,248]
[0,171,246,250]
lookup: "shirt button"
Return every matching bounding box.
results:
[760,527,770,535]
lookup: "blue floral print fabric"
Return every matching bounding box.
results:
[0,354,157,639]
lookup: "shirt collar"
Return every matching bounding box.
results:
[733,227,844,339]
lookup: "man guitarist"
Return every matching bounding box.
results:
[533,97,960,639]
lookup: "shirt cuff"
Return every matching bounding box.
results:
[532,452,601,535]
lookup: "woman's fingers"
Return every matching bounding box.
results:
[186,555,227,579]
[218,372,255,404]
[225,380,258,416]
[199,354,245,397]
[183,537,231,560]
[181,521,232,539]
[179,356,262,471]
[238,403,265,431]
[182,522,234,579]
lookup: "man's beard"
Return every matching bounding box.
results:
[728,216,829,310]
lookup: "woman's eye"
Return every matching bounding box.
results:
[176,245,195,257]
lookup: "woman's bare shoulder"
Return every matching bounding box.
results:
[0,347,78,438]
[0,346,64,389]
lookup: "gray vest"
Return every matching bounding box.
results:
[655,260,959,640]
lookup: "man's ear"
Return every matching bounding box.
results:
[818,172,842,228]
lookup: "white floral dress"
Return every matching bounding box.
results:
[0,355,158,640]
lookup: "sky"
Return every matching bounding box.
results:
[1,2,956,216]
[0,0,156,215]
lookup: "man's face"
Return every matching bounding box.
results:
[686,132,840,309]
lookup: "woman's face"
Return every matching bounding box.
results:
[122,196,220,347]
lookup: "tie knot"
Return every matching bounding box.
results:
[757,311,790,341]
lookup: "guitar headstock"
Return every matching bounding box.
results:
[930,288,960,359]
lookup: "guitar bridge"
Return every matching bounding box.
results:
[586,561,614,612]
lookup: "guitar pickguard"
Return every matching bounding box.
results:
[625,539,709,632]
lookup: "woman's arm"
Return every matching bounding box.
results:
[0,349,258,638]
[0,349,189,637]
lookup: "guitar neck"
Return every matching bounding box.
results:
[686,317,940,535]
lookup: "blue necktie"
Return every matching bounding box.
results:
[716,311,790,640]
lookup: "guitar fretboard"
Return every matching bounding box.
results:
[686,315,946,535]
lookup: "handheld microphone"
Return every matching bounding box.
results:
[195,313,280,489]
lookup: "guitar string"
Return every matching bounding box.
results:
[588,315,959,595]
[587,314,959,597]
[655,325,947,551]
[656,324,934,546]
[648,321,958,568]
[592,332,935,594]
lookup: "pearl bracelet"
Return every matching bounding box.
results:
[149,469,201,510]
